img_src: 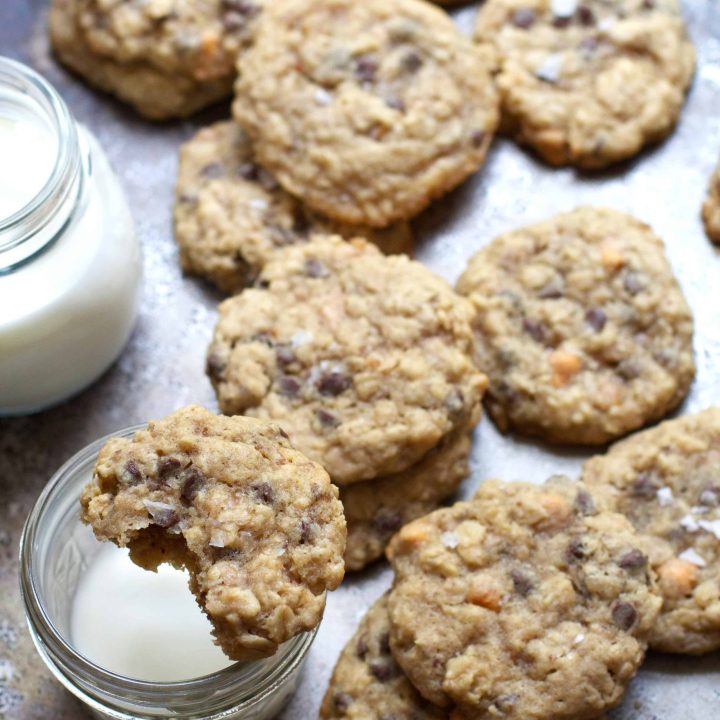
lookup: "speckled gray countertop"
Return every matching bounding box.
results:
[1,1,719,719]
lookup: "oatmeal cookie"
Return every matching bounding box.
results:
[174,121,413,293]
[50,0,264,119]
[320,593,446,720]
[207,235,486,485]
[582,408,720,655]
[343,423,475,572]
[232,0,499,227]
[702,160,720,244]
[386,478,662,718]
[474,0,695,168]
[80,405,346,661]
[456,207,695,445]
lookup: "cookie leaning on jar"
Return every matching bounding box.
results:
[206,235,488,569]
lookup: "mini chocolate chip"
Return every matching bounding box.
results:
[222,0,259,14]
[511,8,535,28]
[576,5,595,25]
[567,537,587,560]
[158,457,182,480]
[619,549,648,569]
[333,692,353,711]
[522,317,547,343]
[200,162,224,179]
[252,482,274,504]
[575,489,596,515]
[356,635,369,659]
[300,520,312,543]
[206,353,225,380]
[369,659,396,682]
[510,569,533,596]
[537,279,564,299]
[631,472,658,499]
[317,370,351,396]
[378,632,391,655]
[642,0,655,8]
[355,55,377,83]
[623,270,645,295]
[553,15,571,27]
[470,129,486,148]
[385,96,406,112]
[305,258,330,278]
[316,408,341,428]
[150,507,180,528]
[401,51,423,73]
[124,460,142,484]
[585,308,607,332]
[278,375,301,397]
[616,358,641,380]
[373,510,403,534]
[178,192,197,204]
[236,162,259,180]
[276,344,295,365]
[612,602,637,631]
[180,468,206,503]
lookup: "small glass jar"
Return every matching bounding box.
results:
[20,427,317,720]
[0,57,141,416]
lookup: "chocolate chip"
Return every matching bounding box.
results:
[642,0,655,8]
[575,489,596,515]
[124,460,142,484]
[333,692,353,711]
[522,317,547,343]
[631,472,658,499]
[278,375,301,397]
[369,659,396,682]
[619,549,648,569]
[180,468,206,503]
[355,55,377,83]
[553,15,571,27]
[305,258,330,278]
[510,569,533,596]
[252,482,274,504]
[373,510,403,534]
[577,5,595,25]
[316,408,341,428]
[585,308,607,332]
[158,457,182,480]
[317,370,351,396]
[616,358,641,380]
[470,129,486,148]
[276,344,295,366]
[623,270,645,295]
[612,602,637,631]
[206,353,225,380]
[200,162,224,179]
[400,51,423,73]
[356,635,369,659]
[222,0,259,14]
[236,162,259,180]
[567,537,587,560]
[511,8,535,28]
[150,507,180,529]
[379,632,391,655]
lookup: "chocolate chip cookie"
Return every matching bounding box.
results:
[175,121,413,293]
[456,207,695,445]
[232,0,499,227]
[386,478,662,718]
[320,593,446,720]
[702,160,720,244]
[80,405,346,661]
[207,235,486,485]
[474,0,695,168]
[582,408,720,655]
[50,0,264,119]
[343,422,475,572]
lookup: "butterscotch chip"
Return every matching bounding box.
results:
[702,160,720,244]
[174,121,413,293]
[386,478,661,718]
[207,235,486,485]
[474,0,695,168]
[582,408,720,654]
[320,594,446,720]
[50,0,264,119]
[456,207,695,444]
[232,0,499,227]
[80,405,346,661]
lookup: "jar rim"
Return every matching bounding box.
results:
[19,423,319,718]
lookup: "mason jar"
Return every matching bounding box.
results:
[0,56,141,416]
[19,427,317,719]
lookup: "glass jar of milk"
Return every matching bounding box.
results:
[0,57,140,415]
[20,427,317,719]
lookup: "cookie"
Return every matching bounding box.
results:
[456,207,695,445]
[343,423,474,572]
[207,235,486,485]
[386,478,662,718]
[702,160,720,244]
[232,0,499,227]
[582,408,720,655]
[320,593,446,720]
[50,0,263,119]
[80,405,346,661]
[174,121,413,293]
[474,0,695,168]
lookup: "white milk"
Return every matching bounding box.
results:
[71,543,233,682]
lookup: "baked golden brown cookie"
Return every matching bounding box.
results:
[702,160,720,244]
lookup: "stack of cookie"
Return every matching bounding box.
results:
[205,235,488,570]
[322,478,663,719]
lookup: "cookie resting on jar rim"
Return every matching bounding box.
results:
[0,56,140,416]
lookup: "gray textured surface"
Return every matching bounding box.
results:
[0,1,719,718]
